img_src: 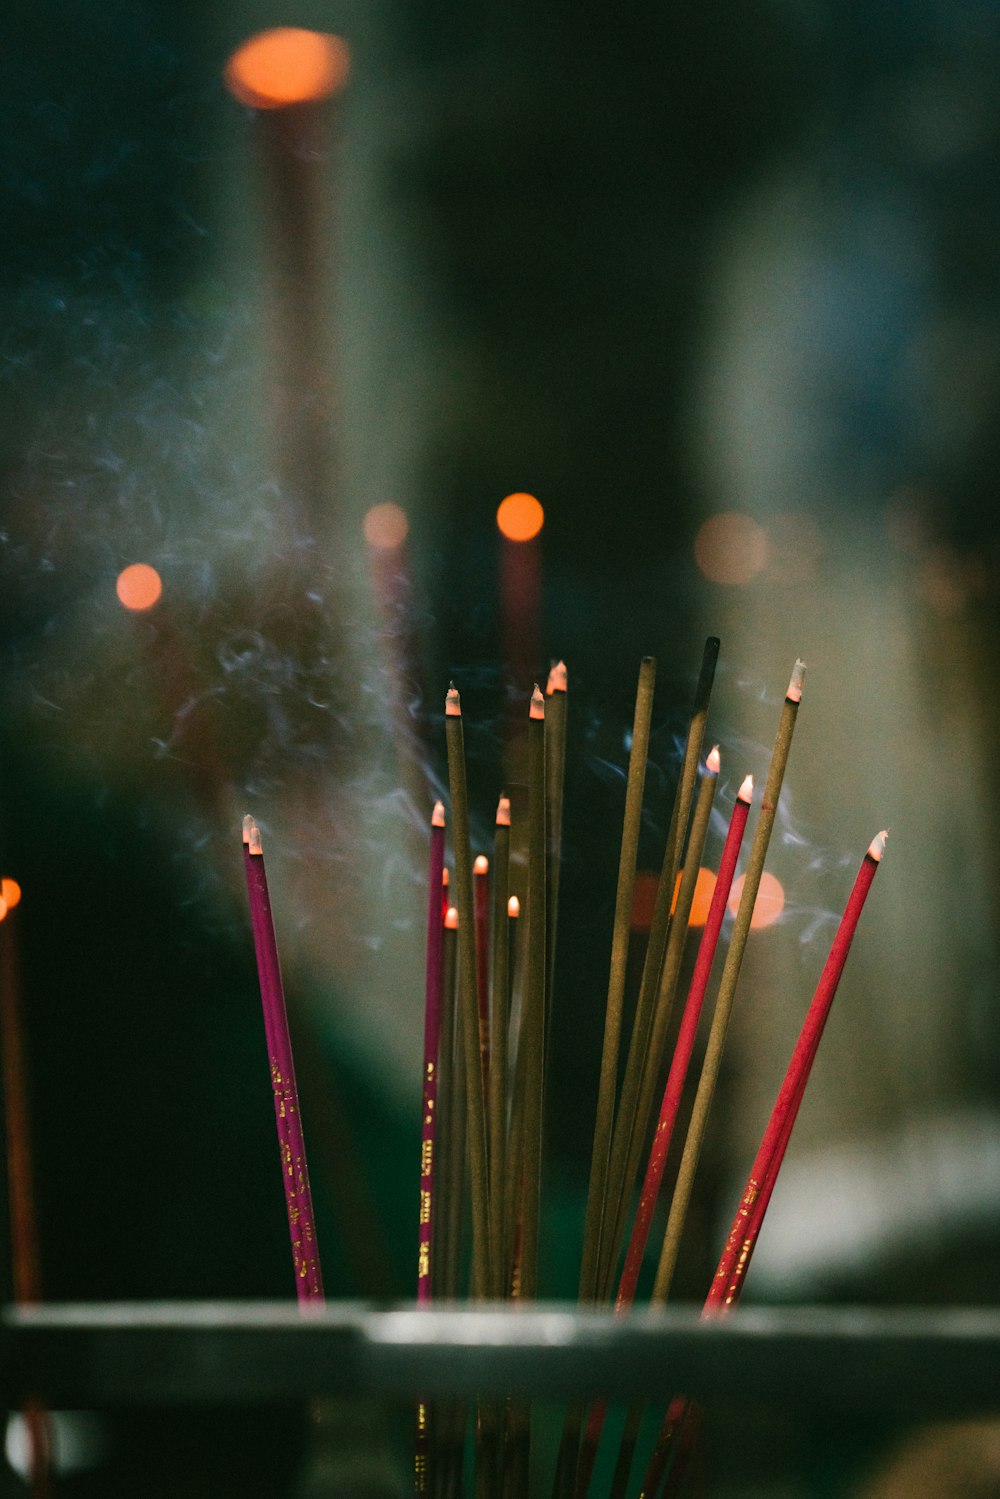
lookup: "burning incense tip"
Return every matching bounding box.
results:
[442,868,450,888]
[785,658,807,703]
[432,801,446,828]
[242,817,264,856]
[224,27,351,109]
[508,896,521,919]
[474,855,489,875]
[706,745,721,775]
[445,685,462,717]
[445,906,459,930]
[737,773,754,803]
[546,660,568,695]
[530,685,545,720]
[496,795,511,827]
[868,830,889,862]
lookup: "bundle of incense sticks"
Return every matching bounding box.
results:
[408,645,888,1499]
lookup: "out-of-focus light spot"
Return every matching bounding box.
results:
[497,492,544,543]
[116,564,162,612]
[631,870,660,932]
[763,512,823,587]
[917,545,984,617]
[694,512,769,586]
[224,29,350,110]
[0,898,8,924]
[728,871,785,929]
[669,867,718,927]
[363,502,409,551]
[0,879,21,910]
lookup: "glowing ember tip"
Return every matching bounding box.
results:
[786,658,807,703]
[432,801,446,828]
[706,745,721,775]
[738,773,754,803]
[868,830,888,862]
[530,685,545,720]
[546,660,568,695]
[223,28,350,109]
[445,906,459,930]
[496,795,511,827]
[243,816,263,856]
[508,896,521,918]
[474,855,489,875]
[116,562,162,612]
[442,868,450,887]
[445,685,461,717]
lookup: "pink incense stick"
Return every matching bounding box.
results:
[242,815,324,1304]
[638,831,888,1499]
[574,772,753,1499]
[418,801,447,1302]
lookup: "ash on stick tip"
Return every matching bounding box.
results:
[496,795,511,827]
[432,800,446,828]
[474,855,489,875]
[445,905,460,930]
[737,773,754,803]
[785,658,807,703]
[445,685,461,717]
[706,745,721,775]
[242,814,263,855]
[530,684,546,719]
[868,830,888,863]
[508,895,521,919]
[546,660,568,695]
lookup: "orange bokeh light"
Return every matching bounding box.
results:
[0,898,7,924]
[224,29,350,110]
[363,502,409,551]
[116,563,162,612]
[497,492,544,543]
[669,866,718,927]
[1,878,22,910]
[694,511,769,586]
[727,871,785,929]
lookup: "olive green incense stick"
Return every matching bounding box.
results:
[519,685,548,1302]
[598,747,721,1300]
[652,657,806,1305]
[598,637,719,1294]
[488,795,512,1298]
[435,906,463,1301]
[545,661,568,1009]
[445,685,493,1299]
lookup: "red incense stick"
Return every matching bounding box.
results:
[573,772,754,1499]
[706,828,889,1312]
[639,831,889,1499]
[242,816,324,1303]
[418,801,447,1303]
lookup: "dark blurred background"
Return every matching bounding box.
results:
[3,0,1000,1493]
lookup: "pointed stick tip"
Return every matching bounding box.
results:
[546,660,568,695]
[706,745,721,775]
[496,794,511,827]
[785,658,807,703]
[530,684,545,719]
[445,685,461,717]
[868,830,888,862]
[737,773,754,803]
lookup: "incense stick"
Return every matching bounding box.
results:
[545,661,568,1008]
[597,747,721,1302]
[418,802,447,1303]
[242,816,324,1303]
[445,685,493,1299]
[519,685,548,1302]
[707,829,888,1311]
[651,657,805,1305]
[573,770,751,1499]
[598,639,720,1297]
[474,854,492,1100]
[489,797,512,1299]
[638,832,888,1499]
